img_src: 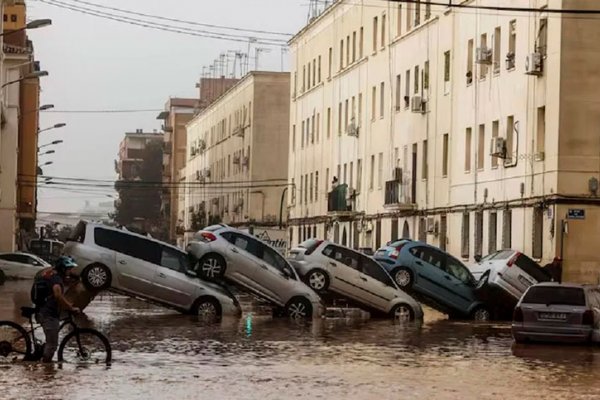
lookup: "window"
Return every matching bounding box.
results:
[161,246,186,272]
[424,61,429,90]
[422,140,428,180]
[414,65,419,94]
[315,171,319,202]
[325,168,329,194]
[478,124,485,170]
[418,217,426,242]
[465,127,472,172]
[446,257,474,285]
[378,152,383,189]
[502,209,512,248]
[444,51,451,93]
[370,155,375,190]
[361,256,394,287]
[310,173,314,202]
[538,18,548,56]
[379,82,385,118]
[344,99,349,132]
[461,213,470,259]
[410,246,444,270]
[318,55,322,82]
[515,253,550,282]
[338,102,342,135]
[323,245,360,270]
[371,86,377,120]
[508,20,516,69]
[10,14,16,22]
[349,161,354,189]
[425,1,431,20]
[351,96,356,122]
[533,207,544,259]
[327,107,331,138]
[405,69,410,107]
[488,212,497,254]
[506,115,514,161]
[381,13,386,48]
[346,35,350,66]
[2,15,6,22]
[396,4,402,37]
[305,175,308,203]
[523,287,585,307]
[293,72,297,97]
[536,106,546,155]
[352,31,357,62]
[328,47,333,78]
[357,159,362,191]
[480,33,488,79]
[492,120,499,168]
[94,228,161,264]
[359,27,364,58]
[291,178,296,204]
[316,113,320,142]
[358,93,363,124]
[301,121,305,148]
[395,74,401,110]
[299,176,303,204]
[442,133,449,177]
[343,163,347,184]
[307,63,311,89]
[475,211,483,259]
[340,39,344,70]
[493,27,501,73]
[311,115,315,143]
[228,233,262,259]
[312,59,316,86]
[406,1,412,31]
[262,247,293,277]
[467,39,474,84]
[414,0,421,26]
[373,16,378,52]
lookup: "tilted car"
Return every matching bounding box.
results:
[288,239,423,322]
[0,252,51,280]
[512,283,600,344]
[186,225,324,320]
[374,240,490,320]
[64,221,241,320]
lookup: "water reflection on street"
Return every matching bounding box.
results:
[1,281,600,400]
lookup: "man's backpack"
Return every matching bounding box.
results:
[31,275,51,308]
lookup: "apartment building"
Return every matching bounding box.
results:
[183,71,289,244]
[116,130,163,180]
[288,0,600,283]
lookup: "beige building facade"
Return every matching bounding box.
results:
[288,0,600,283]
[183,71,290,245]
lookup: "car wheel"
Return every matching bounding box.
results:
[193,297,221,321]
[81,264,111,291]
[286,297,312,320]
[0,269,5,286]
[305,269,329,292]
[472,306,491,321]
[393,267,413,288]
[390,303,414,322]
[198,255,226,281]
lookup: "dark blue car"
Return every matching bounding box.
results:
[374,240,490,320]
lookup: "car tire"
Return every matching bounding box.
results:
[471,306,491,321]
[390,303,415,322]
[81,263,111,291]
[285,297,313,320]
[198,254,226,281]
[0,269,5,285]
[305,269,329,292]
[393,267,413,289]
[192,297,222,321]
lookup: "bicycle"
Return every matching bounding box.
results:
[0,306,111,365]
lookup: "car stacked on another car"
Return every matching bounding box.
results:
[512,283,600,344]
[288,239,423,322]
[186,225,324,320]
[64,221,242,320]
[374,240,491,320]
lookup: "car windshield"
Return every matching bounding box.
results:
[523,286,586,306]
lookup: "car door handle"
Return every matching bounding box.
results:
[158,272,166,278]
[118,260,126,265]
[360,276,368,282]
[329,262,337,267]
[415,261,423,266]
[231,247,239,253]
[444,275,451,280]
[260,264,268,270]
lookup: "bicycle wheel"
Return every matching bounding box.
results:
[57,328,111,365]
[0,321,32,363]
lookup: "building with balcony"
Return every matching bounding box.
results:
[116,130,163,180]
[288,0,600,283]
[183,71,289,244]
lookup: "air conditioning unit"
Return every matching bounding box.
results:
[393,167,403,182]
[525,52,543,76]
[490,136,506,158]
[204,168,211,178]
[198,140,206,152]
[347,120,359,137]
[426,217,435,233]
[411,96,426,113]
[241,156,249,167]
[476,47,493,64]
[233,154,241,165]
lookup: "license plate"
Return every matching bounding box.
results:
[518,275,534,287]
[539,312,567,320]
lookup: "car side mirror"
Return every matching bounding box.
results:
[282,267,293,279]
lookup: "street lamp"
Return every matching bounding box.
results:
[40,161,53,167]
[39,104,54,111]
[38,140,63,150]
[38,123,66,134]
[2,70,48,89]
[39,150,55,156]
[0,19,52,37]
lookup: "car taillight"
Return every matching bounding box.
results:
[389,250,400,259]
[200,232,217,242]
[513,307,523,322]
[507,252,520,267]
[582,310,594,326]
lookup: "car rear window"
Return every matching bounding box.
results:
[299,239,322,254]
[523,286,586,306]
[515,254,551,282]
[482,250,514,261]
[69,221,86,243]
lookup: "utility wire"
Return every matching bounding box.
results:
[42,108,163,114]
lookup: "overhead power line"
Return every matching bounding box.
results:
[42,109,163,114]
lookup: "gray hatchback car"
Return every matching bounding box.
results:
[512,283,600,344]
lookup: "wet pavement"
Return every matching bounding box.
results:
[1,280,600,400]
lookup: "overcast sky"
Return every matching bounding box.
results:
[26,0,308,213]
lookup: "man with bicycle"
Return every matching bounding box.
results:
[31,256,81,363]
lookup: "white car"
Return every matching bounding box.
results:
[0,252,51,279]
[470,250,552,303]
[288,239,424,321]
[64,221,241,320]
[186,225,324,320]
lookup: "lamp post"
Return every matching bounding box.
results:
[2,70,48,89]
[37,123,66,134]
[38,140,63,150]
[38,150,55,156]
[0,19,52,37]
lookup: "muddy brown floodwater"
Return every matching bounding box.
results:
[1,280,600,400]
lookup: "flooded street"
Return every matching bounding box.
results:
[1,281,600,400]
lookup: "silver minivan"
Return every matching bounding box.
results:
[64,221,241,320]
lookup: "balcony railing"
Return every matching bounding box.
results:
[328,184,352,213]
[384,180,412,206]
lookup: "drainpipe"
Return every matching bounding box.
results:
[279,187,288,229]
